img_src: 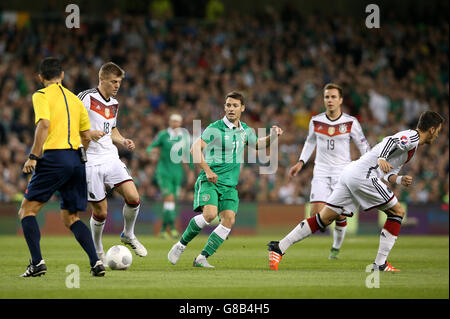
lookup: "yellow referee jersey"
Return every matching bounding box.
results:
[32,83,90,152]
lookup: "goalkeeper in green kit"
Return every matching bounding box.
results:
[147,114,194,238]
[168,91,283,268]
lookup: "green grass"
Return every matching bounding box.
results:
[0,234,448,299]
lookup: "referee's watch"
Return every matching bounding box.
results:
[28,153,40,161]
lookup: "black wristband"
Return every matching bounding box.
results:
[29,154,40,160]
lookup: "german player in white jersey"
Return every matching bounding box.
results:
[289,83,370,259]
[77,62,147,261]
[269,111,444,271]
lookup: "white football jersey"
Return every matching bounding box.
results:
[299,112,370,177]
[351,129,420,180]
[77,88,120,166]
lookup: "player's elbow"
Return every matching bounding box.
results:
[37,119,50,130]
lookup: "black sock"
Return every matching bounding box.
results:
[21,216,43,265]
[70,220,99,267]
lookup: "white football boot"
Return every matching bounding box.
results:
[168,241,186,265]
[120,233,148,257]
[193,255,215,268]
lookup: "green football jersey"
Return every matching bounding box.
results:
[198,116,258,187]
[147,128,192,178]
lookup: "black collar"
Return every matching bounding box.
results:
[326,112,343,122]
[96,87,111,102]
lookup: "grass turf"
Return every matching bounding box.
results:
[0,234,448,299]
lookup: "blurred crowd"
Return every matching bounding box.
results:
[0,6,448,206]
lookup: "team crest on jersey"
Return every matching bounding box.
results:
[202,194,211,202]
[339,124,347,133]
[400,136,408,145]
[328,126,335,136]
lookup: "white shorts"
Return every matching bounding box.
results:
[326,167,398,217]
[86,159,133,202]
[310,176,339,203]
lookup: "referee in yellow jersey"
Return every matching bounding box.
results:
[19,57,106,277]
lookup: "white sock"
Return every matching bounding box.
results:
[123,203,140,238]
[332,225,347,249]
[213,224,231,241]
[90,216,105,253]
[375,229,397,265]
[279,220,312,254]
[193,214,209,228]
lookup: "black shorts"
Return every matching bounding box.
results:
[25,149,87,213]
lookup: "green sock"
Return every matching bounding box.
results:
[162,210,171,232]
[168,209,176,230]
[180,217,202,245]
[201,232,224,258]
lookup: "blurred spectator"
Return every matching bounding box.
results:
[0,8,448,206]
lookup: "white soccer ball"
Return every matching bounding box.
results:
[105,245,133,270]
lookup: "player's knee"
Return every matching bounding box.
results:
[92,209,107,220]
[61,212,80,228]
[387,204,405,218]
[125,193,140,206]
[202,211,216,223]
[221,215,235,228]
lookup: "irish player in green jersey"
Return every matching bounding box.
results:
[147,114,194,238]
[168,91,283,268]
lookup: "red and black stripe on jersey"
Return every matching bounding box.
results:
[89,96,118,120]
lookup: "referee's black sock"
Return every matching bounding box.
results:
[70,220,99,267]
[21,216,43,265]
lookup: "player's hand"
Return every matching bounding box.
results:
[123,139,135,151]
[377,158,393,173]
[271,126,283,137]
[206,170,218,184]
[90,130,105,142]
[289,161,304,178]
[401,175,413,187]
[23,159,37,174]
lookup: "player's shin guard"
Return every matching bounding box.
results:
[180,214,209,246]
[200,224,231,258]
[332,218,347,250]
[374,216,403,266]
[21,216,43,265]
[123,200,140,238]
[278,214,324,254]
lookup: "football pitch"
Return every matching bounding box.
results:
[1,234,448,299]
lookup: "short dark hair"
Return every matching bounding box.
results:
[417,111,445,131]
[39,57,63,80]
[323,83,343,97]
[225,91,245,105]
[99,62,125,79]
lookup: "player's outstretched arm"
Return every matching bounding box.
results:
[191,137,217,183]
[256,125,283,149]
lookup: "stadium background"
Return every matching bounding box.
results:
[0,0,448,237]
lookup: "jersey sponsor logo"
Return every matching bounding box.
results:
[90,96,118,120]
[400,135,408,145]
[313,121,353,137]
